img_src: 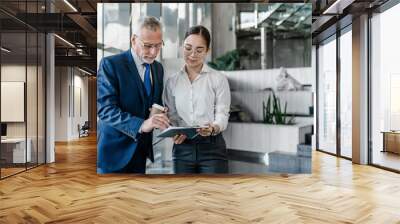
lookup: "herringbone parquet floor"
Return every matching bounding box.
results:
[1,135,400,223]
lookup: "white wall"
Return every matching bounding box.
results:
[1,64,46,164]
[55,67,89,141]
[223,67,313,91]
[1,65,26,131]
[224,68,314,124]
[1,65,40,138]
[1,65,27,146]
[55,67,68,141]
[231,91,313,121]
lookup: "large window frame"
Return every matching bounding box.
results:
[368,0,400,173]
[316,24,352,160]
[339,25,353,159]
[315,0,400,173]
[316,34,338,156]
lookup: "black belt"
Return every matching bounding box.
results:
[183,133,222,144]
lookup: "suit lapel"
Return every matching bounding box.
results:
[124,50,146,105]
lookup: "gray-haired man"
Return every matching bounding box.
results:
[97,16,169,174]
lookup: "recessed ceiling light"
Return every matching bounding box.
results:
[63,0,78,12]
[54,34,75,48]
[78,67,93,76]
[323,0,354,15]
[1,47,11,53]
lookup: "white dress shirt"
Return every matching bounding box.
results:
[130,48,152,84]
[163,64,231,132]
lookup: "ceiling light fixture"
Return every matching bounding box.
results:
[1,47,11,53]
[63,0,78,12]
[323,0,342,14]
[54,34,75,48]
[78,67,93,76]
[323,0,354,15]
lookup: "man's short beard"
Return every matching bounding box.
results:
[141,56,155,64]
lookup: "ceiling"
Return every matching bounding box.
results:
[235,0,391,41]
[0,0,395,73]
[237,3,312,39]
[311,0,390,43]
[0,0,98,74]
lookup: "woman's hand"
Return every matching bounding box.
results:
[173,134,187,144]
[197,123,220,137]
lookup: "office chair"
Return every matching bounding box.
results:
[78,121,90,138]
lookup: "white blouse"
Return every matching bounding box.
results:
[163,64,231,132]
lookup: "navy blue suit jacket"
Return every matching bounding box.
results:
[97,50,164,172]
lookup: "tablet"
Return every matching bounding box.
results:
[157,126,207,139]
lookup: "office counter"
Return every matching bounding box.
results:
[1,138,32,164]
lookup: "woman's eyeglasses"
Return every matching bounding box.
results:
[183,45,207,56]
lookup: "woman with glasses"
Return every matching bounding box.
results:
[163,25,231,174]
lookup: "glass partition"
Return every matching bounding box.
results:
[1,30,28,177]
[0,0,46,179]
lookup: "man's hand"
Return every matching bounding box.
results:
[173,134,187,144]
[141,113,170,133]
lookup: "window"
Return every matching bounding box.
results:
[317,36,337,155]
[339,28,352,158]
[370,3,400,171]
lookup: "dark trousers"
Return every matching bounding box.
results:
[115,134,154,174]
[116,144,148,174]
[173,134,228,174]
[97,140,149,174]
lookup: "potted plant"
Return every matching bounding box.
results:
[263,92,295,125]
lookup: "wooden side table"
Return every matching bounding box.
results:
[381,131,400,154]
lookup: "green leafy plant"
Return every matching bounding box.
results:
[207,49,241,71]
[272,93,285,124]
[262,92,295,125]
[262,96,273,124]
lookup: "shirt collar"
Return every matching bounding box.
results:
[130,48,146,67]
[180,63,211,76]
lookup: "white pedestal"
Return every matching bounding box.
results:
[223,122,313,153]
[1,138,32,163]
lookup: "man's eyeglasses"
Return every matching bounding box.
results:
[136,37,164,51]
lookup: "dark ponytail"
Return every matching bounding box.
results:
[184,25,211,49]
